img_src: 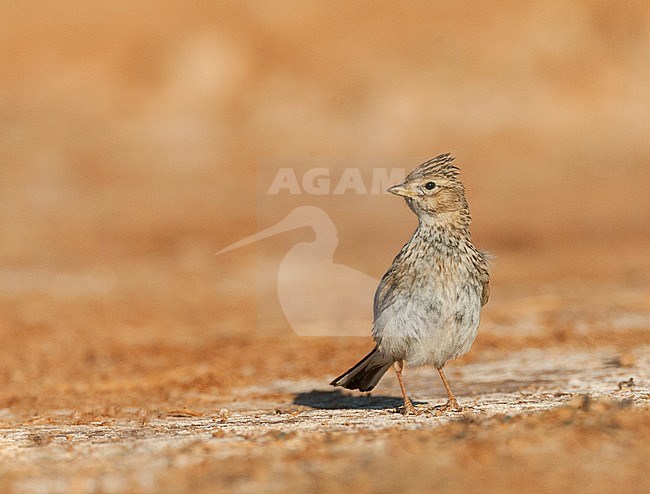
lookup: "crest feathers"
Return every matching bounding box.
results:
[407,153,460,181]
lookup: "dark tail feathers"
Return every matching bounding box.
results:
[330,347,393,392]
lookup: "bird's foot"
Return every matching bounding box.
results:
[398,398,418,415]
[432,398,463,413]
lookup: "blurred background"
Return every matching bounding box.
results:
[1,0,649,413]
[2,2,650,492]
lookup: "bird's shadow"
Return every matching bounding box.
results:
[293,389,426,410]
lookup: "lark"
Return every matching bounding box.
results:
[331,154,490,414]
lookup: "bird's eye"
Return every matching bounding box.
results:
[424,181,436,190]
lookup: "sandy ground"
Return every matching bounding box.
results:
[1,343,649,493]
[1,245,649,493]
[2,1,650,493]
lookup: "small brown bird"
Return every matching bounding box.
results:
[331,154,490,413]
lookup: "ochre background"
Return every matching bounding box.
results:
[1,2,649,492]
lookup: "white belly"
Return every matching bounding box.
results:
[372,278,482,368]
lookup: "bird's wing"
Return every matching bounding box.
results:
[480,277,490,306]
[373,241,413,321]
[373,241,406,321]
[478,250,491,307]
[373,270,399,321]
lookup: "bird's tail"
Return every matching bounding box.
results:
[330,347,393,392]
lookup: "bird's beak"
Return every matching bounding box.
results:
[387,184,415,198]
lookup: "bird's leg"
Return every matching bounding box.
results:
[393,360,416,415]
[437,367,461,411]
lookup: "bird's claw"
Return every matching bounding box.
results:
[398,398,418,415]
[432,398,463,413]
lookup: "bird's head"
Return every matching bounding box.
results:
[388,154,469,223]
